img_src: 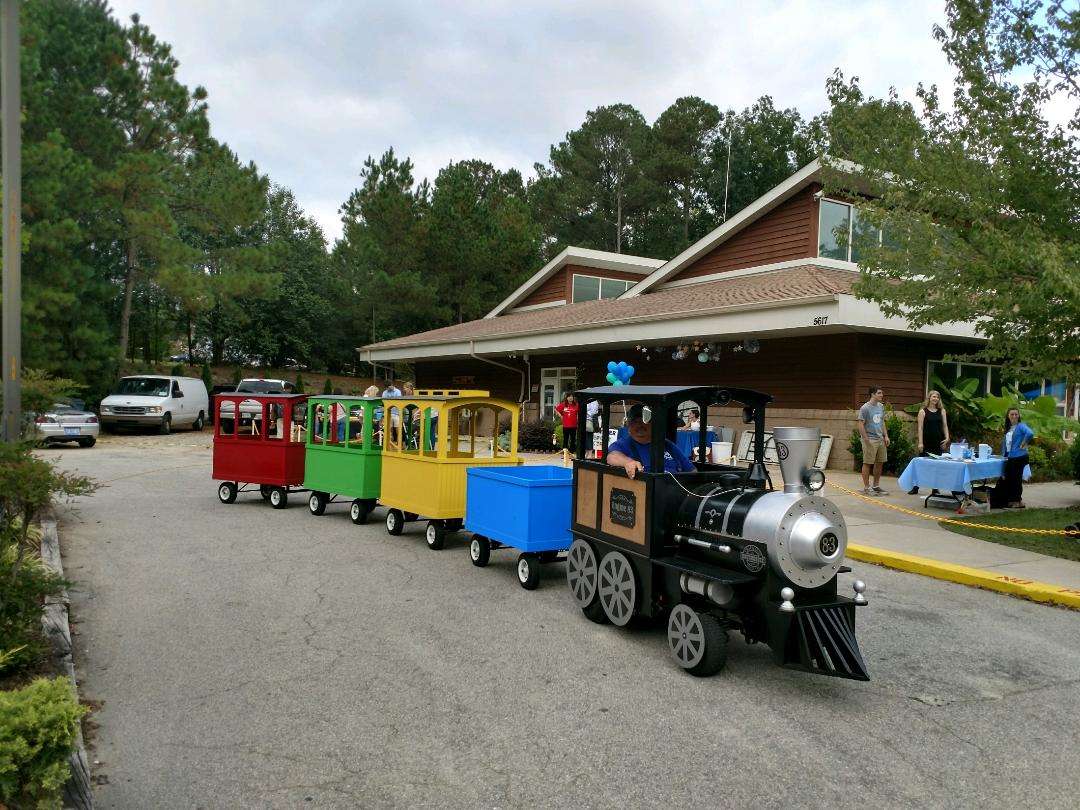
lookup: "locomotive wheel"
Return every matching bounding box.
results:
[308,492,328,516]
[598,551,638,627]
[425,521,446,550]
[350,499,370,525]
[469,536,490,567]
[566,539,600,608]
[269,487,288,509]
[517,554,540,590]
[217,481,237,504]
[259,485,273,501]
[385,509,404,536]
[667,604,728,677]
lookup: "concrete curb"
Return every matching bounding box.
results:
[847,542,1080,610]
[40,520,95,809]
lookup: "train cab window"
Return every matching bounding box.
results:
[291,402,307,443]
[312,403,327,443]
[218,402,235,437]
[348,405,365,446]
[421,406,438,456]
[328,400,348,445]
[370,404,383,450]
[266,402,285,441]
[238,399,262,439]
[387,406,402,451]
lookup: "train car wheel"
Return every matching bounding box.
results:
[469,536,490,567]
[667,604,728,677]
[566,539,599,608]
[217,482,237,504]
[259,485,273,501]
[269,487,288,509]
[598,551,638,627]
[425,521,446,550]
[385,509,404,536]
[308,492,328,516]
[350,499,370,525]
[517,554,540,590]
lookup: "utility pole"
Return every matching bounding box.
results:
[1,0,21,443]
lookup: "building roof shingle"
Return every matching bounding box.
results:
[364,265,856,351]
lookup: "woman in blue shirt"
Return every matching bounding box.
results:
[607,404,695,479]
[990,407,1034,509]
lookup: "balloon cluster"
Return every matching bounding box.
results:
[605,360,635,386]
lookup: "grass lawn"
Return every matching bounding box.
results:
[941,508,1080,562]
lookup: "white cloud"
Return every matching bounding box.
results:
[108,0,954,242]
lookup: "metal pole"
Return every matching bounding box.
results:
[1,0,21,443]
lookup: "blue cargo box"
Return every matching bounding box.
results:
[465,465,573,553]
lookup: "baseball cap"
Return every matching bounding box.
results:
[626,403,653,424]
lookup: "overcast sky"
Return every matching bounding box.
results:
[106,1,955,243]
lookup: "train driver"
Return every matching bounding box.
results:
[607,403,695,479]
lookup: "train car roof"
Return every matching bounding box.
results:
[307,395,381,402]
[216,392,309,400]
[576,384,773,407]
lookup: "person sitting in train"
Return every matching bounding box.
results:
[607,403,695,479]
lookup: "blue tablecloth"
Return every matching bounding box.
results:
[615,428,717,458]
[898,456,1031,494]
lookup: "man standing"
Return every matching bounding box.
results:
[381,380,402,399]
[858,386,890,496]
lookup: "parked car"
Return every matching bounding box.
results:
[99,375,210,434]
[34,402,99,447]
[217,378,293,430]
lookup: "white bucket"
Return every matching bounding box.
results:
[712,440,733,464]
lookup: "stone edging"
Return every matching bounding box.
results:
[40,520,95,810]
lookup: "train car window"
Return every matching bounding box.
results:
[266,402,285,441]
[291,402,307,443]
[312,402,327,443]
[218,400,235,437]
[387,406,402,451]
[370,403,383,450]
[238,399,262,439]
[421,406,438,456]
[348,405,365,447]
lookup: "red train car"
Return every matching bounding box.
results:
[213,393,309,508]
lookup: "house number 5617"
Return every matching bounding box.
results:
[813,316,829,326]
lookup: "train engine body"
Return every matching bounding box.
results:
[567,385,869,680]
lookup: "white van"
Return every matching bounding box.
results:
[99,375,210,434]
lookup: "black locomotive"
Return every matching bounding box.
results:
[567,385,869,680]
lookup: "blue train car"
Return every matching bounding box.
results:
[465,465,573,589]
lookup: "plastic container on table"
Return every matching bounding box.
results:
[464,465,573,590]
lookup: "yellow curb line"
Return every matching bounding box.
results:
[847,543,1080,610]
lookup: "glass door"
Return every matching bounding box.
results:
[541,367,577,418]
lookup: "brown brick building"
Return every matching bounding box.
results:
[362,159,1072,468]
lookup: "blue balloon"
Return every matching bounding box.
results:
[625,365,635,379]
[607,361,618,373]
[618,361,628,372]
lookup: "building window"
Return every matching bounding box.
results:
[1020,379,1070,417]
[571,274,633,303]
[927,360,1004,396]
[540,367,577,418]
[818,198,882,263]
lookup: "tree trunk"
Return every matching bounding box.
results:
[118,241,137,361]
[186,315,194,363]
[682,184,691,247]
[616,188,623,253]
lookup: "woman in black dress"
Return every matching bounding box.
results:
[909,390,950,494]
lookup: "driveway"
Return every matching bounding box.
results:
[49,438,1080,808]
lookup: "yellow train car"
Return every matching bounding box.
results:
[379,389,521,549]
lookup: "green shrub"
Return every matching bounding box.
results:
[200,363,213,393]
[848,411,916,475]
[169,363,184,376]
[0,549,65,674]
[519,418,556,452]
[294,373,305,394]
[0,676,87,809]
[322,377,334,395]
[231,368,241,386]
[1070,439,1080,483]
[1027,437,1075,482]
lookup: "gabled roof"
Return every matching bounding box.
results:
[485,246,664,318]
[625,157,859,296]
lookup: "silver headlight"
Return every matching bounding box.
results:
[146,406,162,414]
[804,469,826,492]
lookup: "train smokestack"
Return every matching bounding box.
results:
[773,426,820,494]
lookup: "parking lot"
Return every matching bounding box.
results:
[48,436,1080,808]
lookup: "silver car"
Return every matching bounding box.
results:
[34,402,100,447]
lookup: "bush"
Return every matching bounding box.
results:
[200,363,213,393]
[1071,439,1080,483]
[0,549,65,674]
[169,363,184,376]
[322,377,333,395]
[231,368,241,386]
[848,411,917,475]
[0,676,87,809]
[294,373,305,394]
[519,418,556,452]
[0,444,95,674]
[1027,437,1075,482]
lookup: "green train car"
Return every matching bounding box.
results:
[303,396,383,524]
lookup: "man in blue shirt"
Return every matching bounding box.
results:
[607,404,695,479]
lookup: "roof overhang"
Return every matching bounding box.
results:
[485,246,664,318]
[363,293,981,363]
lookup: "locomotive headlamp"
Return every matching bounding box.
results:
[804,469,826,492]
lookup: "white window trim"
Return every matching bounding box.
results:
[925,358,1001,397]
[926,359,1070,414]
[571,273,634,304]
[540,366,577,418]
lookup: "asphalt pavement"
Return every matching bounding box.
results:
[48,437,1080,808]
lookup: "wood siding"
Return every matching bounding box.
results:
[515,264,648,309]
[668,187,817,283]
[853,334,963,409]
